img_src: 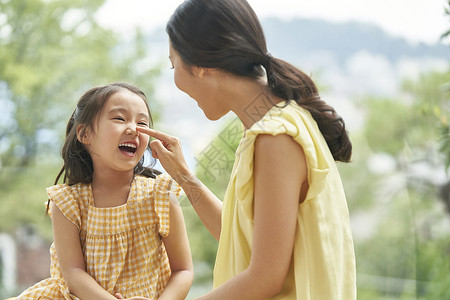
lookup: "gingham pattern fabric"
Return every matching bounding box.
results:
[14,173,181,300]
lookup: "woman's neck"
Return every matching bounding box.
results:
[219,74,283,129]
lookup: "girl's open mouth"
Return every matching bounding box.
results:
[119,143,137,155]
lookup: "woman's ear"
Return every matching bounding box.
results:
[195,66,216,79]
[197,67,207,78]
[76,124,90,144]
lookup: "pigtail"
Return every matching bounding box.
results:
[137,167,162,178]
[264,56,352,162]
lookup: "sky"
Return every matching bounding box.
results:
[97,0,450,45]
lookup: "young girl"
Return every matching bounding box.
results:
[13,82,193,300]
[138,0,357,299]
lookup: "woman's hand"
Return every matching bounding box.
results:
[137,127,192,183]
[138,126,223,240]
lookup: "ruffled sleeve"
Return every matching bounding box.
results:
[46,184,81,229]
[153,173,182,237]
[233,101,331,221]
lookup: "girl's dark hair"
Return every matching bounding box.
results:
[55,82,160,186]
[167,0,351,162]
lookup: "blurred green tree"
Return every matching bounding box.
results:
[356,69,450,299]
[0,0,159,180]
[0,0,160,233]
[440,0,450,170]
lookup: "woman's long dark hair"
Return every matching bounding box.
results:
[167,0,351,162]
[55,82,160,186]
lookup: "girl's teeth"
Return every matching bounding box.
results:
[119,143,136,148]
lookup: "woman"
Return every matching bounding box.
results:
[139,0,356,298]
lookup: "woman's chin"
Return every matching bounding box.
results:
[203,111,223,121]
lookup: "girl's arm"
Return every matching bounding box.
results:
[51,202,118,300]
[196,133,307,299]
[137,127,223,240]
[158,197,194,300]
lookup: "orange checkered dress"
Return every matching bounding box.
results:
[14,173,181,300]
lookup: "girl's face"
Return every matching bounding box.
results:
[81,89,150,175]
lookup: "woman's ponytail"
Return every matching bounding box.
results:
[265,56,352,162]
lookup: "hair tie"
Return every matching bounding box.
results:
[263,53,277,87]
[73,107,80,120]
[264,53,273,66]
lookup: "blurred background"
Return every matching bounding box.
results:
[0,0,449,299]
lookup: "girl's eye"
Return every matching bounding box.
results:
[113,117,125,121]
[138,122,149,127]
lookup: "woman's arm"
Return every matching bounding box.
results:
[174,171,223,240]
[137,127,223,240]
[196,133,307,299]
[158,197,194,300]
[51,202,118,300]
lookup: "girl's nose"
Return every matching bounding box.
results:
[126,126,138,136]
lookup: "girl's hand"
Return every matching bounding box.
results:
[115,293,150,300]
[137,127,192,183]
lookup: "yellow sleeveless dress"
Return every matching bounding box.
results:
[213,101,357,299]
[14,174,180,299]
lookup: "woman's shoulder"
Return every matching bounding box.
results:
[246,100,310,137]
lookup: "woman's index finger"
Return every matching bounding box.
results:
[137,126,170,141]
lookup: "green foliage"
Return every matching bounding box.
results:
[342,15,450,299]
[363,97,417,155]
[0,257,3,296]
[181,205,217,279]
[440,122,450,170]
[195,117,242,198]
[415,238,450,299]
[0,159,59,238]
[337,132,381,212]
[442,0,450,42]
[0,0,160,177]
[362,70,450,169]
[403,71,450,169]
[0,0,161,235]
[355,69,450,298]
